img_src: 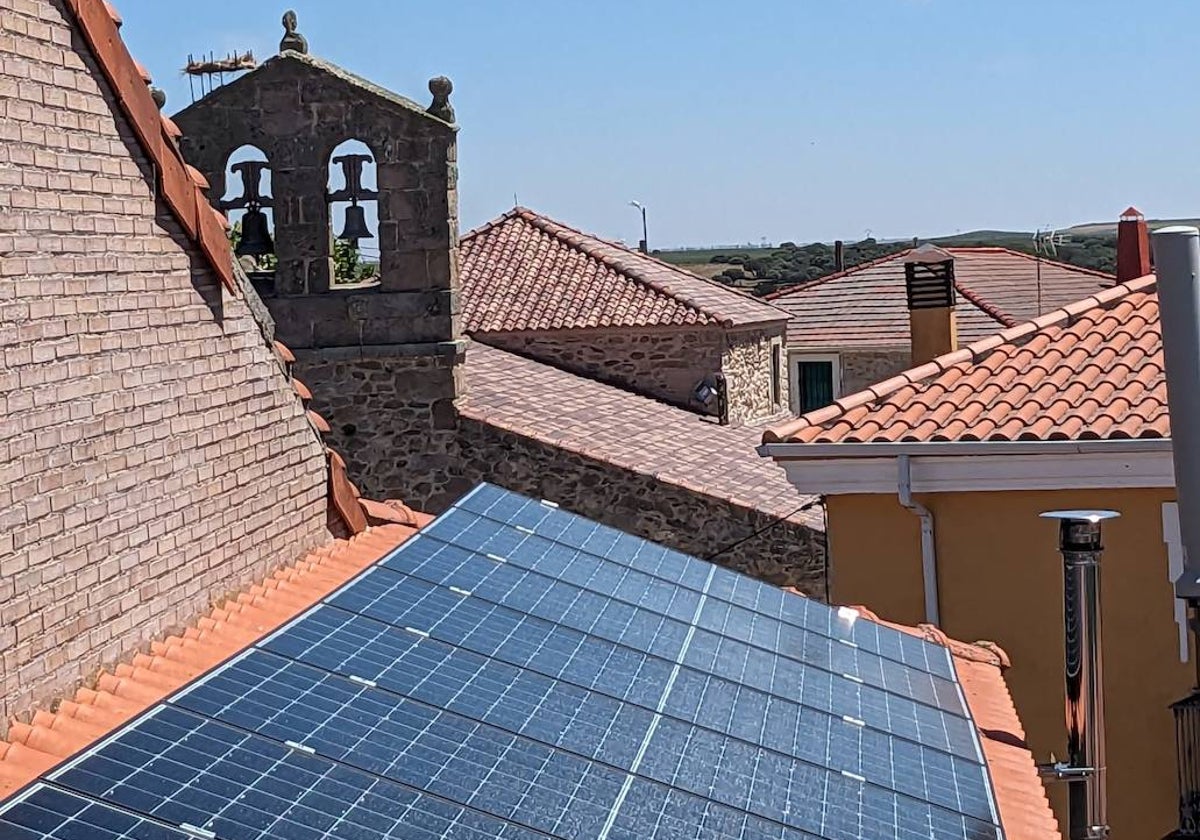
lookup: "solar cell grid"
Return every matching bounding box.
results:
[385,531,967,717]
[342,557,982,762]
[2,483,1003,840]
[0,786,193,840]
[51,706,551,840]
[432,493,957,680]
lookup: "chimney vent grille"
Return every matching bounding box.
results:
[904,259,956,310]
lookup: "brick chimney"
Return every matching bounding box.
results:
[904,245,958,365]
[1116,206,1151,283]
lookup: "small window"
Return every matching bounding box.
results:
[795,360,835,413]
[770,344,782,409]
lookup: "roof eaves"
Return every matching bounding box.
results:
[762,273,1157,444]
[65,0,236,292]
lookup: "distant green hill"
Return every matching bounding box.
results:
[655,217,1200,296]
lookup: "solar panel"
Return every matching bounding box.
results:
[1,482,1004,840]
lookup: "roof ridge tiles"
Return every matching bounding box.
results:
[64,0,235,291]
[462,208,788,333]
[765,248,918,300]
[762,272,1160,445]
[514,210,720,323]
[953,281,1017,327]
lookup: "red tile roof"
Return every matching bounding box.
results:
[840,605,1060,840]
[460,341,823,530]
[767,247,1114,350]
[0,518,428,798]
[765,274,1161,444]
[63,0,235,290]
[460,208,789,333]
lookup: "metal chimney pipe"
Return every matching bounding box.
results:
[834,240,845,272]
[1151,227,1200,600]
[1040,509,1119,840]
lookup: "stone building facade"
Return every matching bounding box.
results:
[839,349,912,397]
[482,324,785,425]
[457,418,826,596]
[722,327,786,424]
[0,0,332,722]
[172,40,826,597]
[174,50,465,510]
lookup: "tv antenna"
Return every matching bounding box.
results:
[1032,226,1071,315]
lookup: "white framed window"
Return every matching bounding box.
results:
[787,351,841,415]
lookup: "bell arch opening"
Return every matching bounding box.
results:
[327,139,379,285]
[220,145,276,272]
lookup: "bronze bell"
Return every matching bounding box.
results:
[237,209,274,257]
[337,204,372,244]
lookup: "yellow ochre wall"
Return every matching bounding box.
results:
[826,489,1190,840]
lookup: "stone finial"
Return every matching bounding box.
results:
[150,86,166,110]
[280,9,308,54]
[427,76,455,123]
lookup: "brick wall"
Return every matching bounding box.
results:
[722,327,786,425]
[0,0,331,723]
[458,418,827,596]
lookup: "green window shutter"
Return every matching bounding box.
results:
[796,361,834,413]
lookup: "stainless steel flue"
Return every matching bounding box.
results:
[1041,509,1119,840]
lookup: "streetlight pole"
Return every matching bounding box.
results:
[629,200,648,253]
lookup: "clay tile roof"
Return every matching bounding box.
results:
[830,604,1060,840]
[767,246,1114,350]
[460,341,823,531]
[0,522,420,798]
[765,274,1162,444]
[62,0,234,290]
[460,208,790,333]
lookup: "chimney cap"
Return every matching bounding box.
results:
[905,244,954,265]
[1120,206,1145,221]
[1039,509,1121,523]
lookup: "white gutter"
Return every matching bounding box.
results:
[758,438,1173,460]
[897,454,939,625]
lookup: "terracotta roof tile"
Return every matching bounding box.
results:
[460,208,789,333]
[460,341,823,530]
[765,274,1161,444]
[63,0,234,291]
[767,247,1114,350]
[0,522,418,799]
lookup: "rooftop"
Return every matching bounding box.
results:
[767,247,1114,351]
[460,341,823,531]
[0,485,1056,840]
[460,208,790,334]
[765,273,1161,444]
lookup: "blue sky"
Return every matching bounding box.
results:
[120,0,1199,248]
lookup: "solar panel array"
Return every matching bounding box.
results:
[0,483,1005,840]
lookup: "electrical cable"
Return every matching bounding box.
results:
[703,495,825,563]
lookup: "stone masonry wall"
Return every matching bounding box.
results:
[481,327,727,416]
[722,327,786,425]
[840,349,912,396]
[458,418,827,596]
[297,348,469,512]
[0,0,331,722]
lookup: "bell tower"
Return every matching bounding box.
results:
[173,11,466,509]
